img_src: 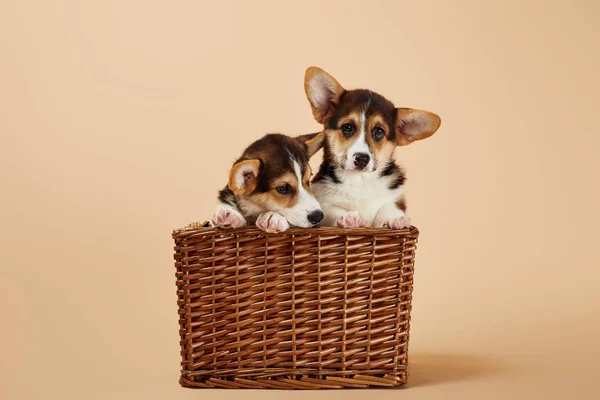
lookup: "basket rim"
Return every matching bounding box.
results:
[173,222,419,238]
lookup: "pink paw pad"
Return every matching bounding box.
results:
[336,212,369,228]
[256,212,289,233]
[384,216,411,230]
[211,208,246,229]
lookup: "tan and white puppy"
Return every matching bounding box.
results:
[212,133,324,233]
[302,67,441,229]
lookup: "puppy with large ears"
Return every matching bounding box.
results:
[302,66,441,229]
[211,133,324,233]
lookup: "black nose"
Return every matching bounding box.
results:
[307,210,324,225]
[353,153,370,169]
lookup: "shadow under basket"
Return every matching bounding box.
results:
[172,223,419,389]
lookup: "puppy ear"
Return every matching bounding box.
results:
[228,159,260,195]
[296,132,325,158]
[304,67,345,124]
[395,108,441,146]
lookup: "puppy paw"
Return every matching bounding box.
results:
[383,215,411,230]
[256,212,290,233]
[184,221,207,230]
[210,207,247,229]
[336,212,369,228]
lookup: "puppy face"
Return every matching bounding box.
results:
[304,67,441,172]
[228,134,323,227]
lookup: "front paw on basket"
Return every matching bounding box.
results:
[184,221,207,230]
[210,207,247,229]
[383,215,411,230]
[336,212,368,228]
[256,212,290,233]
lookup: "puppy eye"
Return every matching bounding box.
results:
[276,184,291,194]
[373,127,385,141]
[341,123,355,137]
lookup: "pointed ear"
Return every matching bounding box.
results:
[296,132,325,158]
[304,67,345,124]
[228,159,260,195]
[395,108,442,146]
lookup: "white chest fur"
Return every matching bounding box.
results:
[313,170,404,225]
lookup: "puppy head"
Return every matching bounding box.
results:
[228,134,323,227]
[304,66,441,172]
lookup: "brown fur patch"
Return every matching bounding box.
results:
[296,132,325,158]
[302,166,313,193]
[396,196,407,212]
[365,114,395,168]
[243,171,300,209]
[328,110,364,164]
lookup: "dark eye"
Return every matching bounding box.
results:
[373,127,385,141]
[341,123,355,137]
[276,184,291,194]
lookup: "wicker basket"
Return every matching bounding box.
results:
[172,223,419,389]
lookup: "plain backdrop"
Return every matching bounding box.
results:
[1,1,599,399]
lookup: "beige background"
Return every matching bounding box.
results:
[1,1,599,399]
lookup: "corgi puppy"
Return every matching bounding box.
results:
[211,133,324,233]
[302,67,441,229]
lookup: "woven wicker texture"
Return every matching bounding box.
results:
[172,224,419,389]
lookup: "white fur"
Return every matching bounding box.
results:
[237,197,264,218]
[277,160,322,228]
[345,105,375,172]
[233,164,257,189]
[313,169,405,227]
[372,203,409,228]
